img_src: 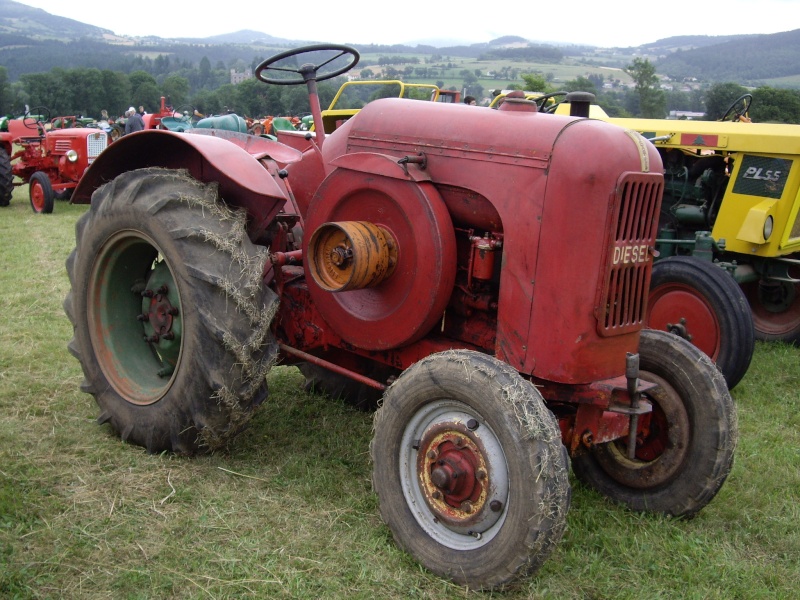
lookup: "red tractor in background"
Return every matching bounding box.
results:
[63,45,737,589]
[0,107,108,213]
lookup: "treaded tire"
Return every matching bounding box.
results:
[372,350,570,589]
[0,147,12,207]
[647,256,755,389]
[29,171,54,214]
[64,168,278,454]
[571,329,737,518]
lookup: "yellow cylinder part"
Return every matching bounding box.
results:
[307,221,398,292]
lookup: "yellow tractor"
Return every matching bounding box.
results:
[604,95,800,345]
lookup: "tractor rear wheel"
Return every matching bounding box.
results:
[571,329,737,518]
[742,275,800,344]
[29,171,54,214]
[372,350,570,589]
[646,256,754,388]
[0,147,12,207]
[63,168,278,454]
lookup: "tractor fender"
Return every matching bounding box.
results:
[71,130,292,220]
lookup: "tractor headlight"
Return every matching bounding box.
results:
[763,215,774,241]
[66,149,79,163]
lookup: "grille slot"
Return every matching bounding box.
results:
[597,173,663,336]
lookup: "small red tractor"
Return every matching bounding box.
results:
[0,107,108,213]
[64,45,737,589]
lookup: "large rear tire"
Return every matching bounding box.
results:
[63,168,278,454]
[0,147,12,207]
[571,329,737,517]
[646,256,754,388]
[372,350,570,589]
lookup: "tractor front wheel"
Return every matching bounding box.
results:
[63,168,278,454]
[646,256,754,388]
[0,147,12,207]
[371,350,570,589]
[29,171,54,214]
[571,329,737,518]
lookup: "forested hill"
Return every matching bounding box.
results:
[653,29,800,84]
[0,0,110,40]
[0,0,799,87]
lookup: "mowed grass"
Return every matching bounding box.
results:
[1,186,798,599]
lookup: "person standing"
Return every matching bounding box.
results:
[124,107,144,134]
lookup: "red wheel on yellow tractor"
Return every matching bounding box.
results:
[646,256,754,389]
[742,272,800,344]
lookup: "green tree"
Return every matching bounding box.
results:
[62,68,105,116]
[20,70,64,113]
[162,75,190,108]
[0,67,10,116]
[625,57,666,118]
[704,82,749,120]
[198,56,212,88]
[563,76,596,94]
[521,73,551,93]
[234,79,267,117]
[100,70,130,119]
[751,86,800,124]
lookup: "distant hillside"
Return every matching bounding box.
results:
[655,29,800,84]
[182,29,294,46]
[0,0,110,40]
[0,0,798,88]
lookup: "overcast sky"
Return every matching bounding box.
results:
[19,0,800,47]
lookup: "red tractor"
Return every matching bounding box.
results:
[63,45,737,589]
[0,108,108,213]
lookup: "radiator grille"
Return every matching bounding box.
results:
[87,133,108,162]
[597,173,663,336]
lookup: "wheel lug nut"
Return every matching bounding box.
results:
[432,490,442,500]
[460,501,473,514]
[426,449,437,460]
[144,334,160,343]
[467,419,479,431]
[476,469,487,480]
[157,285,168,295]
[141,289,154,298]
[136,313,149,322]
[454,437,464,447]
[162,332,175,341]
[490,500,503,512]
[168,307,179,316]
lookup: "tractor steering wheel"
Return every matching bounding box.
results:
[255,44,360,86]
[720,93,752,122]
[535,91,568,114]
[23,106,50,131]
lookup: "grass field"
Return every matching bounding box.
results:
[1,187,798,599]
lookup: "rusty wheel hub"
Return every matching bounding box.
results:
[401,400,509,547]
